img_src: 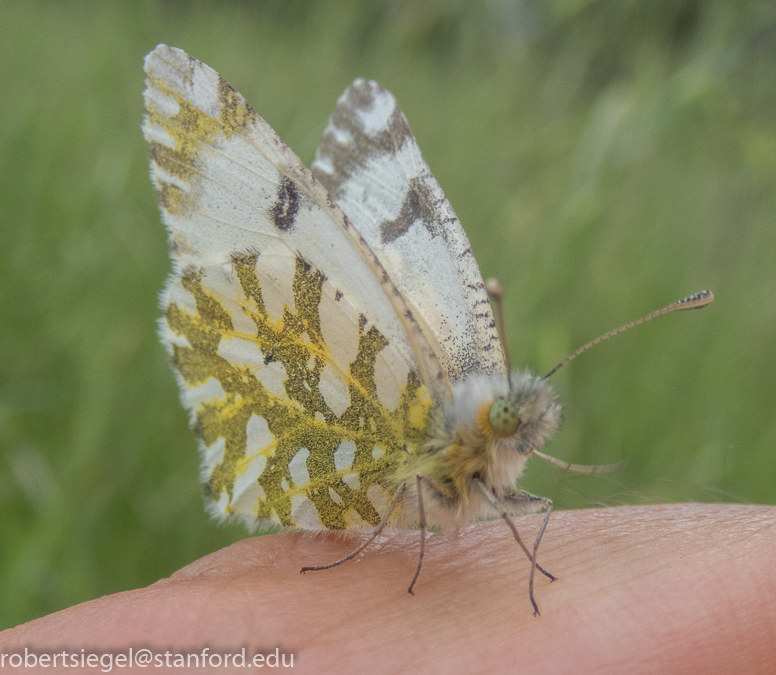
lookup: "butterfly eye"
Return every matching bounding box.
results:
[488,396,520,437]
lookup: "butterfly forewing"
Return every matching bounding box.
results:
[312,79,505,382]
[144,45,434,531]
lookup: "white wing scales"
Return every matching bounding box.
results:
[144,48,414,374]
[312,79,505,382]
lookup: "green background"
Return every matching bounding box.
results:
[1,0,774,631]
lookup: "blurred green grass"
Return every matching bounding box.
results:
[1,0,774,631]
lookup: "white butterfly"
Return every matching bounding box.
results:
[143,44,712,614]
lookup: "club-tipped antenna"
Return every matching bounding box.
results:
[486,278,512,387]
[544,290,714,380]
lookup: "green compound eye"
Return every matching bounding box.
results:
[488,396,520,437]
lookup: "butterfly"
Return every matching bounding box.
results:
[143,44,713,615]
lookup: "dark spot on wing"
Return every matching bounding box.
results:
[269,178,300,231]
[379,176,440,244]
[312,80,413,199]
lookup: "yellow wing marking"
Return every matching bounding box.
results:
[166,254,431,529]
[145,72,257,218]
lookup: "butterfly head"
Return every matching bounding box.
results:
[475,373,562,456]
[431,372,561,470]
[409,372,561,523]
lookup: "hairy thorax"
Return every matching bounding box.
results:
[392,372,562,529]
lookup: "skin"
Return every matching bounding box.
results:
[1,503,775,674]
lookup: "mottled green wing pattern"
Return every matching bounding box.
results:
[164,254,430,530]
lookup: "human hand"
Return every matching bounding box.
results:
[1,503,774,674]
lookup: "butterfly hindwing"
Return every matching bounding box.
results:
[144,45,434,531]
[312,79,505,383]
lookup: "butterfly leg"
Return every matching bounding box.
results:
[300,482,406,575]
[476,481,555,616]
[407,474,427,595]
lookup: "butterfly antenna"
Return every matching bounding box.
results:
[533,450,627,474]
[486,278,512,387]
[544,290,714,379]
